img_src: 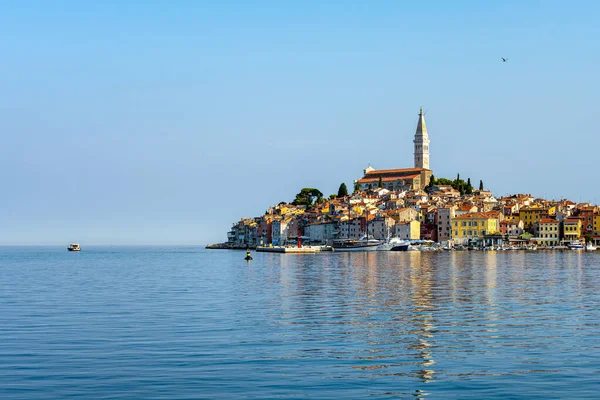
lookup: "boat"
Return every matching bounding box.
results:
[568,241,585,250]
[67,243,80,252]
[389,239,419,251]
[586,242,597,251]
[377,237,408,251]
[332,238,381,251]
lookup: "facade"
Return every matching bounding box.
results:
[396,220,421,240]
[563,218,582,242]
[306,222,336,244]
[437,207,456,242]
[519,207,549,231]
[451,212,499,245]
[533,218,560,246]
[499,220,524,238]
[356,166,432,192]
[367,216,396,240]
[579,206,598,235]
[414,107,430,169]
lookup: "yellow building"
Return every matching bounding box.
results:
[563,218,582,242]
[519,207,549,230]
[451,212,499,245]
[594,215,600,244]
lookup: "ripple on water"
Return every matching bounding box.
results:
[0,247,599,399]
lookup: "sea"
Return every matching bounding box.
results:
[1,246,599,399]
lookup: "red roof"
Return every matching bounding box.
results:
[539,218,559,224]
[358,174,419,183]
[365,167,429,175]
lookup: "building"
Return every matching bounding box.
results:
[533,218,560,247]
[354,108,432,191]
[437,207,456,242]
[356,166,432,192]
[414,107,430,169]
[563,218,582,243]
[451,212,499,245]
[499,220,524,238]
[519,207,549,231]
[396,220,421,240]
[579,206,598,235]
[306,222,336,244]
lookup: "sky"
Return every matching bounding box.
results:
[1,0,599,245]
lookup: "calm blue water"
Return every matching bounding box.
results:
[1,246,599,399]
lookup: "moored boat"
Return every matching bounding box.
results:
[332,238,381,252]
[586,242,597,251]
[568,241,585,250]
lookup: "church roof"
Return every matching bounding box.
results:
[415,107,428,139]
[364,167,429,176]
[358,174,420,183]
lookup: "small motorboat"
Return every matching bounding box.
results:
[67,243,80,252]
[586,242,597,251]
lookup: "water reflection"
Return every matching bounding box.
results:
[259,251,600,398]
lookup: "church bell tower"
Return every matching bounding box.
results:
[413,107,430,169]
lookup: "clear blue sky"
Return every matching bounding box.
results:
[1,1,598,245]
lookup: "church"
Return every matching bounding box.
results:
[355,108,433,191]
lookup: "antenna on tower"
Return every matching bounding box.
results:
[424,108,429,115]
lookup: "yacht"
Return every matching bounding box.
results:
[332,237,381,252]
[377,237,408,251]
[568,241,585,250]
[586,242,597,251]
[67,243,80,252]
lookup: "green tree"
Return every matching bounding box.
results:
[479,180,484,191]
[292,188,323,207]
[354,182,360,192]
[378,176,383,188]
[585,234,593,244]
[368,183,373,191]
[329,194,336,200]
[436,178,453,186]
[465,183,473,195]
[337,182,348,197]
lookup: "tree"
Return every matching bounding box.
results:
[337,182,348,197]
[368,183,373,191]
[378,176,383,188]
[292,188,323,207]
[479,180,484,191]
[354,182,360,192]
[329,194,336,200]
[465,183,473,195]
[585,234,593,244]
[436,178,453,186]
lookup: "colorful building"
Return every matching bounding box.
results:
[519,207,549,231]
[563,218,582,242]
[451,212,499,245]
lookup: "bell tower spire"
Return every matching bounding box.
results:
[413,107,430,169]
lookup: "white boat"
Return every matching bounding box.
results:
[67,243,80,252]
[333,238,381,252]
[586,242,597,251]
[377,237,408,251]
[568,241,585,250]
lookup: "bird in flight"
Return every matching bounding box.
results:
[501,57,508,62]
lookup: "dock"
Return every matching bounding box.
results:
[256,245,333,253]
